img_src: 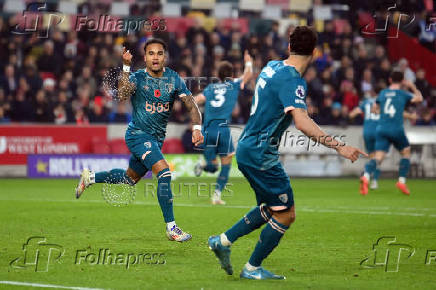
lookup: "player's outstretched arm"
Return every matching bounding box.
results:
[403,111,418,121]
[180,93,204,146]
[117,47,136,101]
[291,108,368,162]
[349,107,363,119]
[240,50,253,89]
[403,80,423,103]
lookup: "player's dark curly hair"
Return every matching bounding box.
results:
[144,38,167,52]
[218,61,233,82]
[289,26,318,56]
[390,70,404,83]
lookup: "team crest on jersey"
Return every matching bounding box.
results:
[143,85,149,90]
[295,85,305,99]
[165,83,174,94]
[278,193,288,203]
[144,142,151,148]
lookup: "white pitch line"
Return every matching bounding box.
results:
[0,280,104,290]
[0,197,435,218]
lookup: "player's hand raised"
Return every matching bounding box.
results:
[244,50,252,63]
[122,47,132,66]
[336,145,368,163]
[192,129,204,146]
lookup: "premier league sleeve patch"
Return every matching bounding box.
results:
[295,85,305,99]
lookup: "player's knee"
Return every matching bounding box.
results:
[270,207,295,227]
[126,168,141,184]
[401,147,411,157]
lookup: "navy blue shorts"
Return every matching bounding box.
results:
[237,162,294,211]
[201,120,235,162]
[375,126,410,152]
[125,127,164,177]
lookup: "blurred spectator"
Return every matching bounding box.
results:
[0,64,18,96]
[398,58,416,83]
[416,109,435,126]
[34,90,54,122]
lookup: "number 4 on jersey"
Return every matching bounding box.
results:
[384,98,396,118]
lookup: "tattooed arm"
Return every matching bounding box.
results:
[117,47,136,101]
[180,93,204,146]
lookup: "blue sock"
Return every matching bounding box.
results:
[216,164,231,192]
[373,168,381,181]
[399,158,410,178]
[248,217,289,267]
[204,162,218,173]
[366,159,377,177]
[225,205,272,243]
[157,168,175,223]
[95,169,134,185]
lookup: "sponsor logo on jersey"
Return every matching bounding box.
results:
[145,101,170,114]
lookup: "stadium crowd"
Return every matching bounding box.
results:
[0,0,434,126]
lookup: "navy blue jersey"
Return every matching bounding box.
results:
[237,60,307,170]
[359,98,380,131]
[376,89,413,129]
[203,79,241,126]
[128,67,191,143]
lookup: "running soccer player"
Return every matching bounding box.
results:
[349,96,381,192]
[75,38,204,242]
[208,26,367,280]
[193,51,253,205]
[362,71,423,195]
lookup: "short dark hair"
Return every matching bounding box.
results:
[218,61,233,82]
[144,38,167,52]
[289,26,318,56]
[390,70,404,83]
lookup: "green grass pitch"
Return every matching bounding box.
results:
[1,177,436,289]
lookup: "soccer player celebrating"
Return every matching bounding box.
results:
[349,95,381,192]
[193,51,253,205]
[75,38,204,242]
[208,26,367,280]
[362,71,423,195]
[350,93,418,194]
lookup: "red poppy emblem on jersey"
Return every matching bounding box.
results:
[154,89,161,98]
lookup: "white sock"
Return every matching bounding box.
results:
[166,221,176,230]
[220,233,231,246]
[399,177,406,184]
[214,189,222,199]
[363,172,370,180]
[245,262,259,271]
[89,171,96,184]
